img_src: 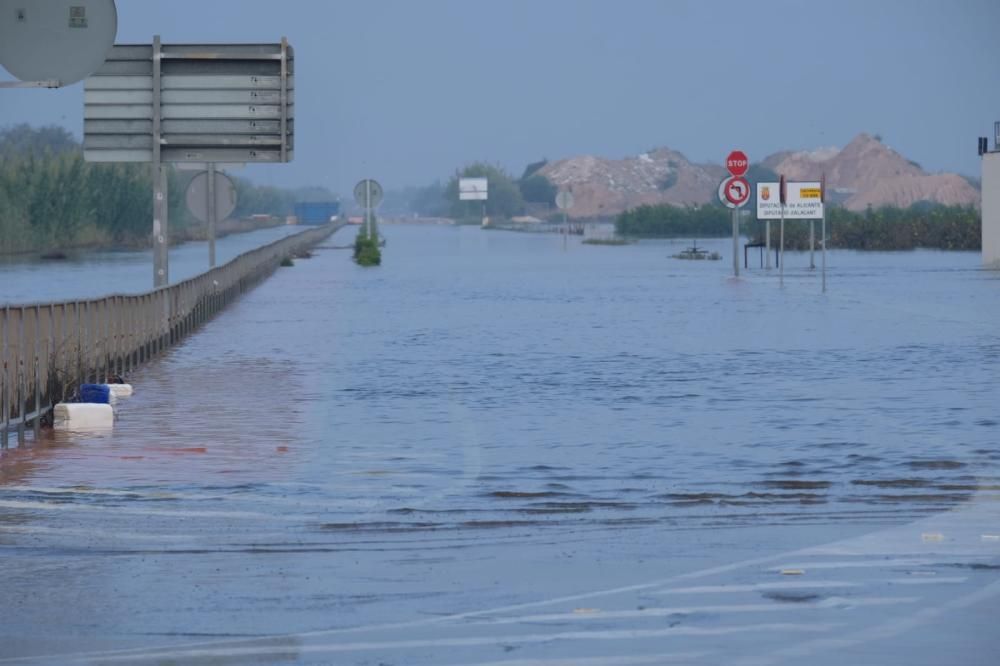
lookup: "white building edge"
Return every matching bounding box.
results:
[983,124,1000,269]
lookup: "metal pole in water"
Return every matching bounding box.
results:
[821,207,827,293]
[732,207,739,277]
[152,35,168,289]
[809,219,815,269]
[779,205,785,287]
[366,180,372,239]
[765,220,771,269]
[207,163,217,268]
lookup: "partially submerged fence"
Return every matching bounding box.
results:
[1,224,337,447]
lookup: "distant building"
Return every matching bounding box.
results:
[293,202,341,225]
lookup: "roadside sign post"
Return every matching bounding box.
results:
[459,178,488,225]
[779,175,786,287]
[732,208,739,276]
[766,220,772,269]
[367,180,373,239]
[821,174,827,293]
[185,167,237,269]
[555,190,575,250]
[720,156,751,277]
[757,179,825,288]
[84,37,295,287]
[151,35,167,286]
[809,221,815,269]
[353,178,384,241]
[207,162,217,267]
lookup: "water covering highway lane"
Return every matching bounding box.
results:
[1,225,998,664]
[0,224,304,304]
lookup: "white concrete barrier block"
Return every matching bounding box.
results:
[107,384,133,398]
[53,403,115,431]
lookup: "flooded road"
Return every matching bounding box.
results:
[1,225,999,664]
[0,225,304,304]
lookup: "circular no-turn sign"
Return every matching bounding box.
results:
[720,176,751,208]
[726,150,749,177]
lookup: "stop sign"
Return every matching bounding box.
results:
[726,150,749,177]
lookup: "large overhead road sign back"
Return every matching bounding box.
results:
[84,40,294,163]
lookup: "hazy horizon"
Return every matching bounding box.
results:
[2,0,998,195]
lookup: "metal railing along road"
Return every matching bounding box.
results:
[1,223,337,447]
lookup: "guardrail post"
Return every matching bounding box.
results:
[33,348,40,439]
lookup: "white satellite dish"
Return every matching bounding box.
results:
[0,0,117,86]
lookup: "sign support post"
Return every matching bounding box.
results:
[458,178,489,224]
[765,220,772,269]
[809,220,815,269]
[555,190,575,250]
[366,179,372,239]
[207,163,217,268]
[732,208,739,277]
[821,208,827,292]
[280,37,288,163]
[151,34,168,289]
[722,150,749,277]
[757,179,825,288]
[779,175,786,288]
[84,38,296,287]
[780,207,785,286]
[821,174,827,293]
[353,179,383,238]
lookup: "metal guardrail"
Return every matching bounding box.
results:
[1,223,337,447]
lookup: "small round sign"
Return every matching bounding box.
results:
[555,190,574,211]
[724,176,751,207]
[717,176,750,209]
[185,170,237,223]
[353,179,383,209]
[726,150,749,177]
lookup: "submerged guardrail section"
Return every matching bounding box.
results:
[1,223,338,446]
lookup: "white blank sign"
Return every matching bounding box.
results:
[459,177,488,201]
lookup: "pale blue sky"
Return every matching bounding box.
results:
[2,0,998,194]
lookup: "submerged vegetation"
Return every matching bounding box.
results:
[354,219,382,266]
[759,204,981,251]
[582,238,630,245]
[616,204,732,238]
[616,201,981,251]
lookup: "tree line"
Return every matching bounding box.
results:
[616,201,981,251]
[763,204,980,251]
[1,125,158,253]
[0,124,335,255]
[390,160,559,220]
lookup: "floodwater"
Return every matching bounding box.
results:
[1,225,999,665]
[0,224,304,305]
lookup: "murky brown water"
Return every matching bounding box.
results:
[1,227,999,664]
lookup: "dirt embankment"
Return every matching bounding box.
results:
[539,133,979,218]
